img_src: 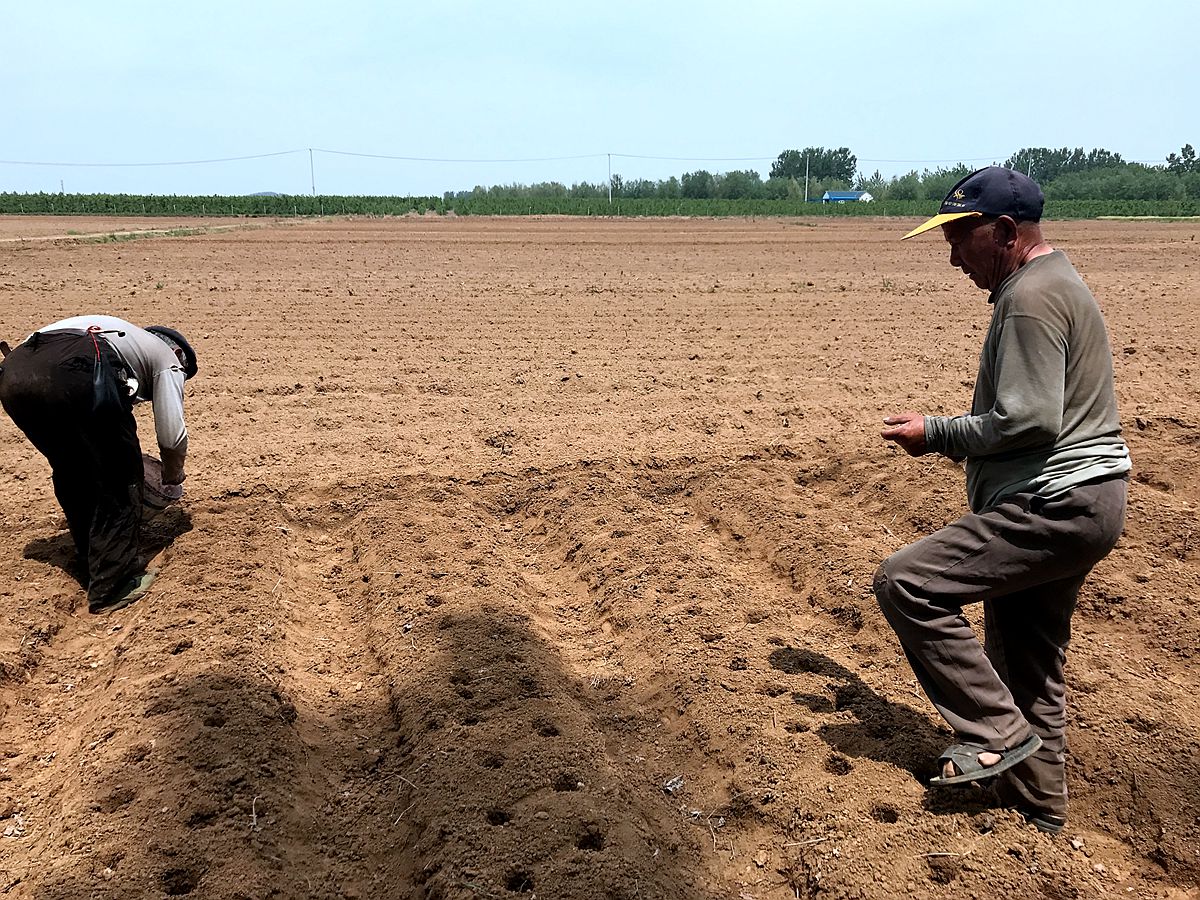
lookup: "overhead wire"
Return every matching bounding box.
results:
[0,147,1173,169]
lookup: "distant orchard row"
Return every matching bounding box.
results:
[1,192,1199,220]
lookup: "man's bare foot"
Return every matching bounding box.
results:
[944,750,1000,779]
[929,735,1042,787]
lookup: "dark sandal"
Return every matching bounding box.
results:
[89,568,158,614]
[928,734,1042,787]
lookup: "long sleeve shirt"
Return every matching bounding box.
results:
[39,315,189,480]
[923,251,1130,512]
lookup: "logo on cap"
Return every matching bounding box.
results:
[952,189,966,200]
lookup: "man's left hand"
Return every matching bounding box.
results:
[881,412,928,456]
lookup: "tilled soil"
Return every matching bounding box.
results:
[0,215,1197,899]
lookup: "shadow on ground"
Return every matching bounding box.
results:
[769,645,948,781]
[28,611,722,899]
[23,505,193,589]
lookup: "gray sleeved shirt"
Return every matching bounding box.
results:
[39,315,189,479]
[923,250,1130,512]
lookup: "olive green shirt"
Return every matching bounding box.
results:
[924,250,1130,512]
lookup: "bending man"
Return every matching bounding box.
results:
[0,315,197,613]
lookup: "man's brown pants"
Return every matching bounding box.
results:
[873,477,1127,817]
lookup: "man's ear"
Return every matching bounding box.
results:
[992,216,1019,247]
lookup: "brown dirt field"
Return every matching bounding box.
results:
[0,215,1197,900]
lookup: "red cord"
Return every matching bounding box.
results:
[86,325,102,362]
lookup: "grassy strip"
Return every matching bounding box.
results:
[3,193,1199,220]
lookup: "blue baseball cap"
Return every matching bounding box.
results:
[902,166,1045,240]
[145,325,199,379]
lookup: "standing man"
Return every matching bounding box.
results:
[0,315,197,613]
[873,167,1130,834]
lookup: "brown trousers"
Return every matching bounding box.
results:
[873,476,1127,817]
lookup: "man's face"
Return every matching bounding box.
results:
[941,216,1004,291]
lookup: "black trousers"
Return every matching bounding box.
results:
[0,331,144,605]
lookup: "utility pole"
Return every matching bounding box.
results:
[309,148,316,196]
[804,154,810,203]
[607,153,612,204]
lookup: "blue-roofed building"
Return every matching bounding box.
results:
[822,190,874,203]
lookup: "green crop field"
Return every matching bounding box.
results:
[2,191,1199,220]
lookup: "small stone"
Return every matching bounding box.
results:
[535,811,549,820]
[1069,837,1085,851]
[1093,864,1107,876]
[101,867,115,880]
[753,849,769,868]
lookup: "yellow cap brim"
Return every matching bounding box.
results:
[901,210,982,240]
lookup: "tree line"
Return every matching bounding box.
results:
[444,144,1200,204]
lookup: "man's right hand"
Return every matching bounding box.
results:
[881,412,929,456]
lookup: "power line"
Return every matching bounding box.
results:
[312,148,606,164]
[857,156,1003,164]
[0,147,1172,170]
[612,153,774,162]
[0,149,305,167]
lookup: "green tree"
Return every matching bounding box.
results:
[763,176,794,200]
[855,169,887,196]
[1004,147,1125,183]
[887,170,922,201]
[568,181,605,199]
[770,150,807,180]
[717,169,765,199]
[1166,144,1197,174]
[623,178,658,198]
[655,176,681,199]
[920,164,973,201]
[681,170,716,199]
[1045,165,1184,201]
[770,147,857,183]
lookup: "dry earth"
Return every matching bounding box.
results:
[0,215,1197,900]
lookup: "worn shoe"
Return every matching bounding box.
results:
[89,569,157,614]
[990,774,1066,836]
[1023,810,1066,835]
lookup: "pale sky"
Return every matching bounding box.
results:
[3,1,1194,197]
